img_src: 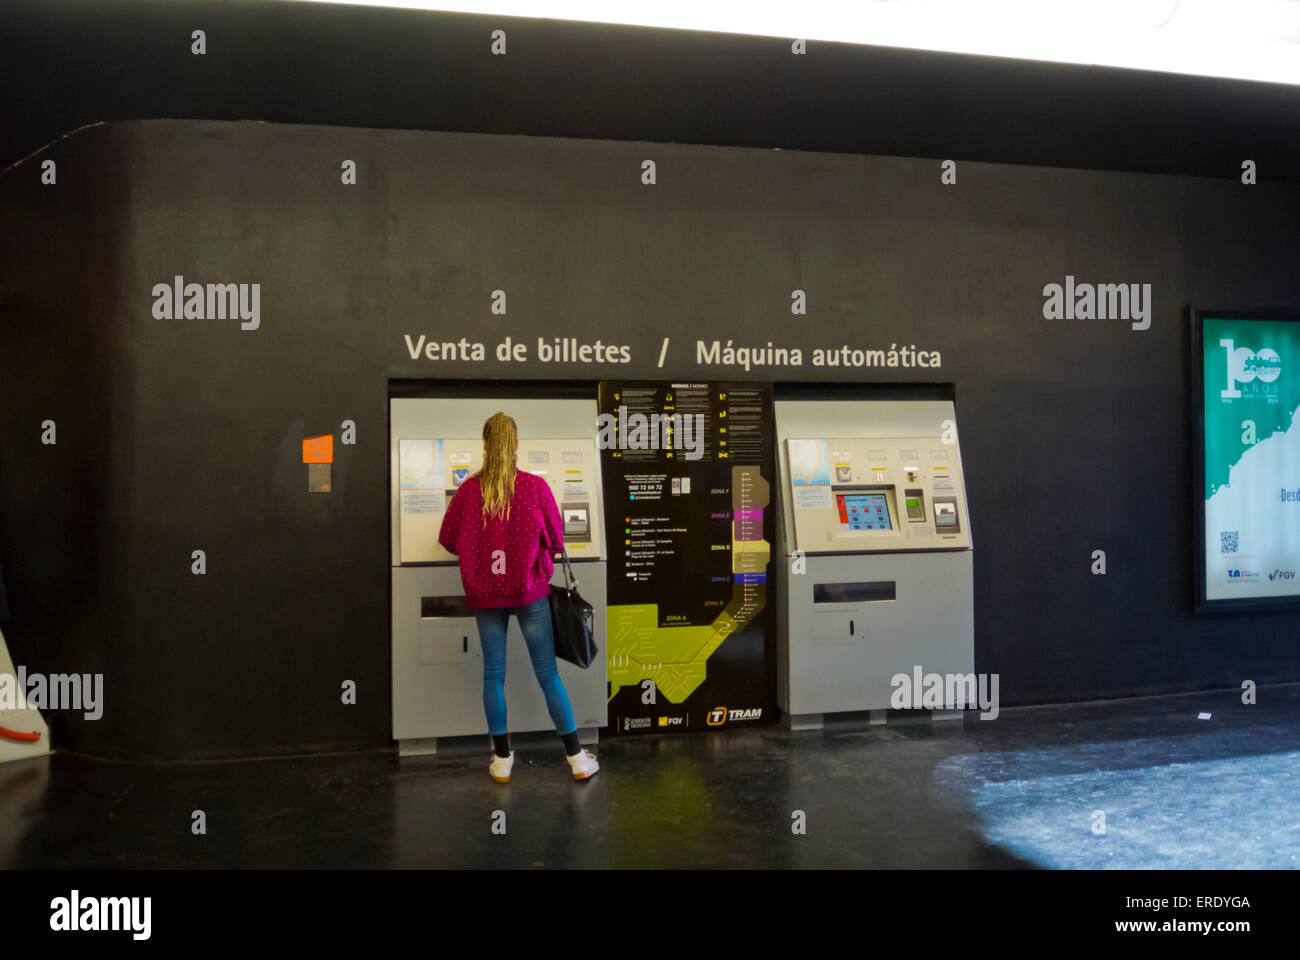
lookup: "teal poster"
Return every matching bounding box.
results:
[1200,315,1300,604]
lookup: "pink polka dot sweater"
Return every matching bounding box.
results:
[437,469,565,610]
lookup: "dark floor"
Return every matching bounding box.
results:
[2,685,1298,868]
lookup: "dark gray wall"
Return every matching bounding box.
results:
[0,125,133,752]
[2,118,1299,760]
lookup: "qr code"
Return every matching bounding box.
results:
[1220,531,1239,554]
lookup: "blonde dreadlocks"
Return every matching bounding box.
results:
[477,412,518,521]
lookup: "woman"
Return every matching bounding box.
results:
[437,412,600,783]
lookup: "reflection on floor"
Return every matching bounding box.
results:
[1,684,1296,868]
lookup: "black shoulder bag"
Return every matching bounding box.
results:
[549,545,598,668]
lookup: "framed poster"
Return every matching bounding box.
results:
[1191,309,1300,612]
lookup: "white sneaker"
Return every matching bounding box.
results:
[565,748,599,781]
[489,751,514,783]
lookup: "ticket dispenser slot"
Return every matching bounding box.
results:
[813,581,897,603]
[421,596,471,618]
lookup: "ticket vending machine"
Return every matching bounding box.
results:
[775,397,974,729]
[390,391,608,755]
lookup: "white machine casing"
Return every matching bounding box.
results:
[775,398,974,725]
[390,396,608,754]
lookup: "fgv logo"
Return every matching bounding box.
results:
[1219,338,1281,399]
[1269,569,1295,581]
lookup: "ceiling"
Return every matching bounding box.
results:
[3,0,1300,181]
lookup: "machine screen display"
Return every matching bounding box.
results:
[835,493,891,531]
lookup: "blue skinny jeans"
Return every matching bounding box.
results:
[473,596,576,737]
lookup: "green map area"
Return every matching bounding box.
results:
[607,466,770,704]
[606,589,765,703]
[1202,317,1300,498]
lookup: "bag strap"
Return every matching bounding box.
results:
[558,542,577,591]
